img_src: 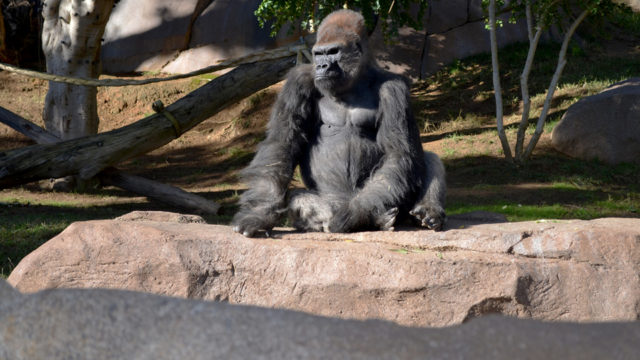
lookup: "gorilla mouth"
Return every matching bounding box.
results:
[315,72,342,80]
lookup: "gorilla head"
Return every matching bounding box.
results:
[312,10,371,96]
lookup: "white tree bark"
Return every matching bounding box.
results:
[514,8,543,161]
[488,0,513,161]
[42,0,114,140]
[525,0,534,43]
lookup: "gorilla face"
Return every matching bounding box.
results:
[313,41,366,96]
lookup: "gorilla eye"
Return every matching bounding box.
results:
[327,47,339,55]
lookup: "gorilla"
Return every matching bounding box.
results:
[232,9,446,237]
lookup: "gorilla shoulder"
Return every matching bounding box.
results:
[282,64,316,98]
[376,70,411,103]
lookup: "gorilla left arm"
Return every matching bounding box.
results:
[232,65,316,236]
[329,77,425,232]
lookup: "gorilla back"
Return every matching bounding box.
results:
[232,9,446,237]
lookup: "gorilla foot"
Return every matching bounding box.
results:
[375,207,399,231]
[409,205,445,231]
[231,213,274,238]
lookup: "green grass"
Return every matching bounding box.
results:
[189,73,219,89]
[445,155,640,222]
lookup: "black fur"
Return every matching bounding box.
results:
[232,11,446,237]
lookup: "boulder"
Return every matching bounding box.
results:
[8,212,640,328]
[2,280,638,359]
[552,78,640,164]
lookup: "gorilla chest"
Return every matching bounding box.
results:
[316,96,378,136]
[305,94,383,191]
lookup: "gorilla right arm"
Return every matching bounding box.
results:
[232,65,316,237]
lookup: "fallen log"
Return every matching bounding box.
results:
[0,56,297,188]
[99,170,220,215]
[0,106,220,214]
[0,107,59,144]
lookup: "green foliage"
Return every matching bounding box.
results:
[482,0,622,29]
[255,0,428,40]
[607,2,640,34]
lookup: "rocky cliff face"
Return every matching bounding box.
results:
[101,0,531,79]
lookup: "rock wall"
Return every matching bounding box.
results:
[8,211,640,328]
[101,0,531,79]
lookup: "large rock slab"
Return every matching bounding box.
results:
[8,212,640,327]
[0,279,640,360]
[552,78,640,164]
[1,280,639,360]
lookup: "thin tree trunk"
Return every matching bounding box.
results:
[41,0,114,140]
[514,25,543,161]
[525,0,534,43]
[0,56,296,188]
[488,0,513,161]
[522,8,590,160]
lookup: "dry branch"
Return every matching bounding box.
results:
[0,56,297,188]
[99,170,220,215]
[0,106,220,214]
[0,107,60,144]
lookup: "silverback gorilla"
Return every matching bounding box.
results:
[232,9,446,237]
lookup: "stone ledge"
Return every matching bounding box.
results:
[8,212,640,327]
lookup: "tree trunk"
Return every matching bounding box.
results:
[41,0,114,140]
[0,56,297,188]
[522,8,590,160]
[514,25,542,162]
[488,0,513,161]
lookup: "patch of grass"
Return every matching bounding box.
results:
[189,73,219,89]
[445,155,640,221]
